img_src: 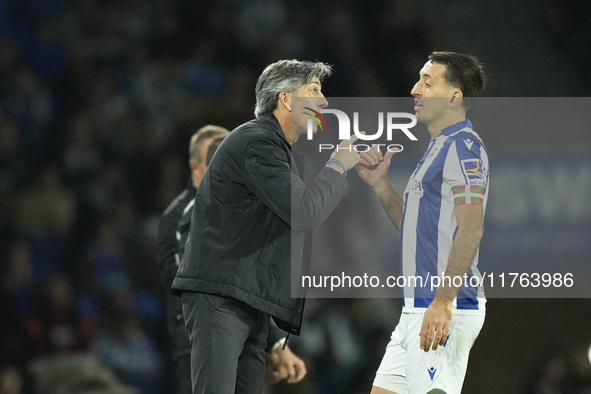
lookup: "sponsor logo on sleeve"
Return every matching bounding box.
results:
[461,159,487,186]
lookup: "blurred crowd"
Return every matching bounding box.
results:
[0,0,589,393]
[523,347,591,394]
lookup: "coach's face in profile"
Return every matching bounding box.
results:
[411,61,462,125]
[287,77,328,142]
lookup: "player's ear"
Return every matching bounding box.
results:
[449,90,463,108]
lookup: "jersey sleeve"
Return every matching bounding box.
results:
[443,136,489,207]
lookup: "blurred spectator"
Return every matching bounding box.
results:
[87,216,129,289]
[237,0,286,50]
[85,162,129,215]
[16,164,75,239]
[0,120,27,185]
[524,346,591,394]
[93,312,161,394]
[4,239,37,314]
[24,274,97,356]
[0,39,21,82]
[0,241,34,366]
[182,40,229,96]
[29,354,138,394]
[62,111,102,182]
[564,347,591,393]
[133,58,184,131]
[0,366,23,394]
[525,353,568,394]
[27,19,67,80]
[4,68,56,163]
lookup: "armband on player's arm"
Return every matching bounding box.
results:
[452,185,486,207]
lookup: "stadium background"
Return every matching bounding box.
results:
[0,0,590,393]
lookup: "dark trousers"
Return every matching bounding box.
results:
[181,292,269,394]
[177,356,193,394]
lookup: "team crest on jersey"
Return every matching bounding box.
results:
[405,179,424,197]
[461,159,487,186]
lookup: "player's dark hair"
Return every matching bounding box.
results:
[428,51,486,109]
[205,136,226,166]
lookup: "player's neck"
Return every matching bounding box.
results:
[427,112,466,139]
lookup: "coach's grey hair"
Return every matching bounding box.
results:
[254,60,333,118]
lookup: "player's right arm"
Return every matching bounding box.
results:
[357,146,404,231]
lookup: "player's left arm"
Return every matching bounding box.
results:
[419,203,484,352]
[438,203,484,299]
[420,136,488,352]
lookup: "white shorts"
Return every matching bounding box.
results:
[373,312,485,394]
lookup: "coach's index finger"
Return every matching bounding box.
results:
[339,132,364,147]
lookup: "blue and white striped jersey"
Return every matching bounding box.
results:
[400,119,488,315]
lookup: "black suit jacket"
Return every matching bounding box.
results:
[158,182,195,359]
[159,181,287,357]
[172,112,348,334]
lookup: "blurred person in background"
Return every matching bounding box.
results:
[564,347,591,393]
[523,352,568,394]
[93,311,161,394]
[158,125,228,394]
[357,52,488,394]
[0,366,23,394]
[172,59,360,393]
[24,273,96,357]
[16,164,76,240]
[159,125,307,394]
[29,353,139,394]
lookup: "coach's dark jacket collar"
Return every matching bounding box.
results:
[258,111,290,146]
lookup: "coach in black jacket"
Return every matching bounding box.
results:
[172,60,360,394]
[159,126,307,394]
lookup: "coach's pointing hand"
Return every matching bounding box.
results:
[419,298,452,352]
[326,133,361,174]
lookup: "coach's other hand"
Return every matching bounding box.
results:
[419,298,452,352]
[266,344,307,384]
